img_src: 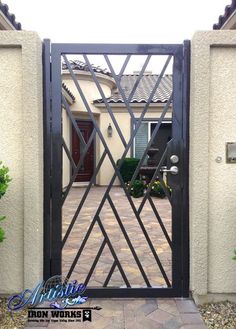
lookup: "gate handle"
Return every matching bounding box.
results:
[160,166,179,175]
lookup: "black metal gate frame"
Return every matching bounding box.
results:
[43,41,190,298]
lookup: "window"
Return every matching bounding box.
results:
[134,122,149,163]
[133,120,172,163]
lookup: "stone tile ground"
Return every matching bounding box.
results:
[26,187,206,328]
[25,298,206,329]
[62,187,172,288]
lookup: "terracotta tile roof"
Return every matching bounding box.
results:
[62,60,112,77]
[0,2,22,30]
[213,0,236,30]
[94,74,172,104]
[62,83,76,102]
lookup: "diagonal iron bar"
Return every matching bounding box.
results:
[66,217,98,280]
[103,54,173,179]
[62,151,106,247]
[63,55,171,286]
[105,54,171,127]
[128,93,173,192]
[96,215,131,287]
[62,94,86,148]
[62,138,76,171]
[64,54,171,181]
[63,55,132,188]
[104,55,135,120]
[147,196,172,248]
[157,173,172,202]
[127,55,151,103]
[66,149,170,286]
[104,54,135,122]
[83,55,127,148]
[66,214,131,288]
[139,147,172,206]
[135,143,172,248]
[62,128,96,205]
[84,239,106,286]
[107,194,151,287]
[103,261,116,287]
[118,55,131,81]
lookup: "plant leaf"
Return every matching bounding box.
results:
[0,227,6,242]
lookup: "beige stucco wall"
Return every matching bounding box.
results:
[98,106,172,185]
[62,70,172,186]
[62,81,172,187]
[62,71,115,115]
[0,32,43,294]
[190,31,236,304]
[61,72,114,188]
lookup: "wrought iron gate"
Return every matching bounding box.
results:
[43,41,190,297]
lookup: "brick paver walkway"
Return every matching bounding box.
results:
[26,187,207,328]
[62,187,172,288]
[25,298,206,328]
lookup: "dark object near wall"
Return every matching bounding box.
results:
[130,180,145,198]
[140,147,159,182]
[117,157,140,183]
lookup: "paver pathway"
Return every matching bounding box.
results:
[26,188,206,328]
[25,298,206,329]
[62,187,172,288]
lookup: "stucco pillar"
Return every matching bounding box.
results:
[0,31,43,293]
[190,31,236,304]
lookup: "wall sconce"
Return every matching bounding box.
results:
[107,123,113,137]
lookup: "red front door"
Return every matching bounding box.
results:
[72,121,94,182]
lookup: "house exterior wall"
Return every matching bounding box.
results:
[190,31,236,303]
[62,71,172,187]
[0,31,43,294]
[61,73,115,188]
[98,108,172,186]
[62,72,114,115]
[62,93,172,187]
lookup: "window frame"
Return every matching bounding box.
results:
[132,118,172,158]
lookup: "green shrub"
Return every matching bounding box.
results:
[0,162,11,198]
[117,158,140,183]
[0,161,11,243]
[0,225,6,242]
[129,180,145,198]
[148,180,171,199]
[233,249,236,261]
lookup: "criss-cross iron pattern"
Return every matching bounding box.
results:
[61,54,173,288]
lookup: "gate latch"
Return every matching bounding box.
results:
[160,165,179,175]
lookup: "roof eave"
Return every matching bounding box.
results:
[0,3,22,30]
[213,1,236,30]
[94,102,172,108]
[221,9,236,29]
[0,10,15,30]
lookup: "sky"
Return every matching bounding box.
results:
[5,0,230,43]
[4,0,231,73]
